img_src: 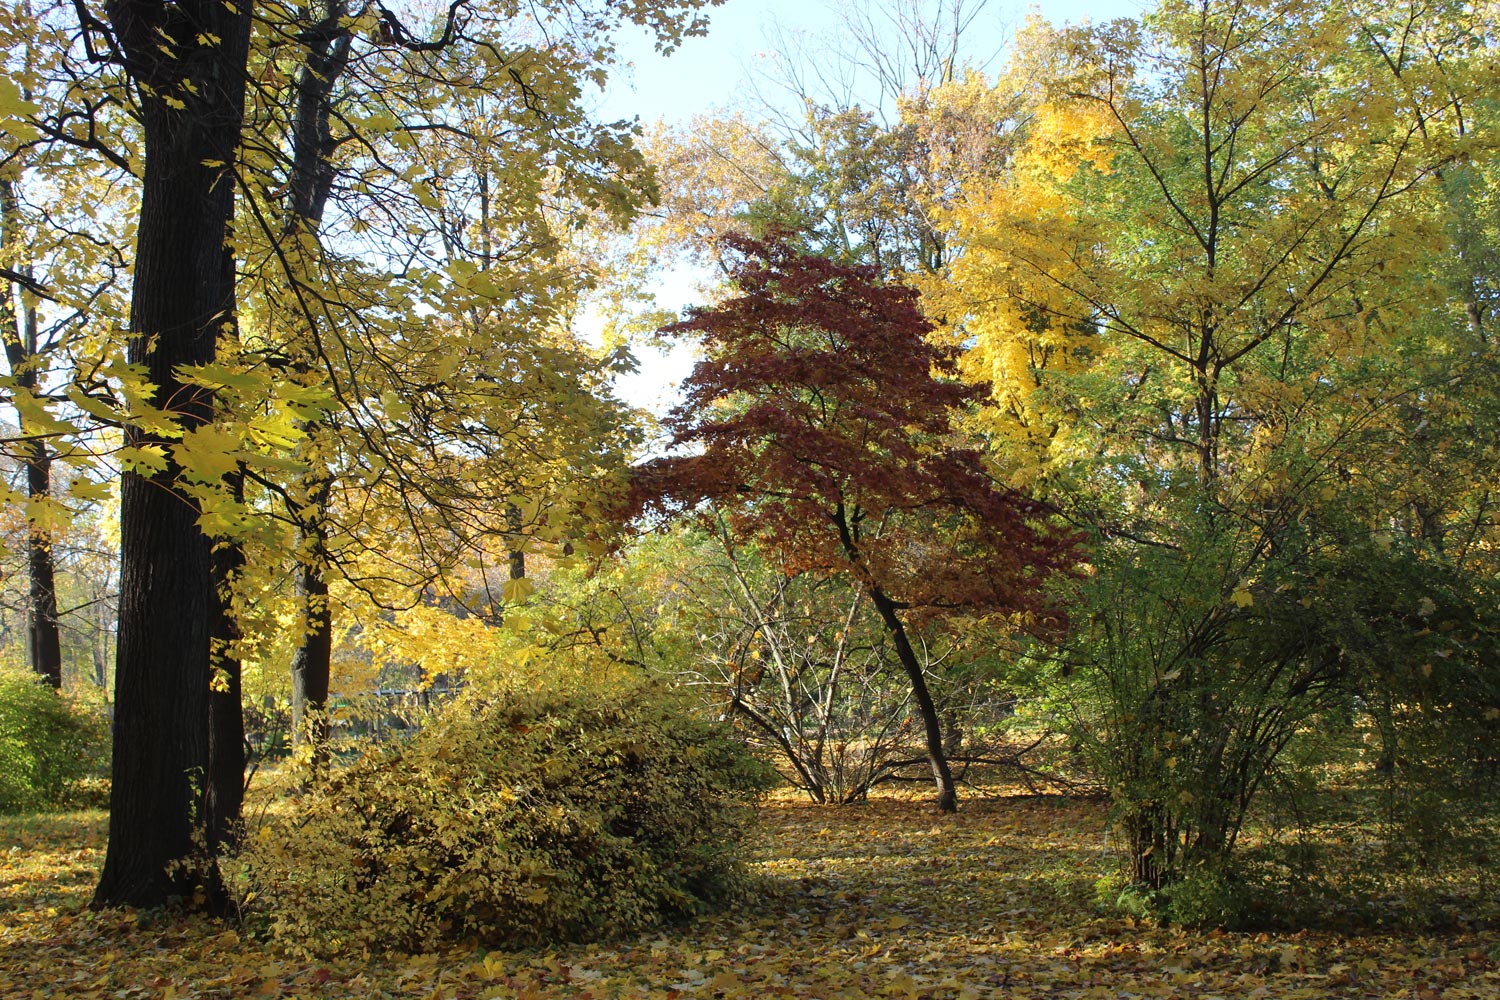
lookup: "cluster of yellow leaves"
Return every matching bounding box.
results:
[0,74,38,139]
[358,604,508,690]
[917,85,1115,483]
[919,0,1497,497]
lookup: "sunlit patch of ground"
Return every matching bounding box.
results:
[2,785,1497,998]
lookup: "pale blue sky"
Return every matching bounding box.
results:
[597,0,1145,125]
[595,0,1148,413]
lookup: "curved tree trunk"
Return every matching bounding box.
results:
[869,588,958,813]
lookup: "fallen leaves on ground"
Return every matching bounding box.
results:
[3,792,1497,998]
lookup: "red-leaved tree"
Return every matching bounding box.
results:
[629,234,1078,811]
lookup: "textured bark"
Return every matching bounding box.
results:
[289,515,332,772]
[287,0,352,229]
[92,0,253,909]
[1128,806,1167,891]
[23,435,62,688]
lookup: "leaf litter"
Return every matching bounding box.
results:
[2,792,1497,998]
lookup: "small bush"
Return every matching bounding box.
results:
[235,667,774,957]
[0,665,110,814]
[1095,861,1259,928]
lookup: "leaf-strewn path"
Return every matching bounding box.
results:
[3,793,1497,998]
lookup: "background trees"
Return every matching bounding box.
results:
[0,0,133,694]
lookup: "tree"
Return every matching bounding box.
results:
[0,179,60,688]
[0,0,136,693]
[223,0,697,772]
[627,233,1076,811]
[78,0,252,909]
[36,0,717,908]
[926,0,1500,898]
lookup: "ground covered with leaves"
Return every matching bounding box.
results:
[4,790,1499,999]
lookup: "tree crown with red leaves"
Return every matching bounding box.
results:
[630,234,1076,628]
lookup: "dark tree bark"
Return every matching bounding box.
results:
[1128,805,1167,890]
[287,1,352,231]
[868,588,958,813]
[23,433,62,688]
[91,0,253,910]
[288,557,332,753]
[289,483,332,772]
[284,2,352,764]
[0,181,63,690]
[208,472,246,849]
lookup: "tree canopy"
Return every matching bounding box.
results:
[0,0,1497,940]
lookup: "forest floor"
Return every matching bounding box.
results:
[3,787,1499,999]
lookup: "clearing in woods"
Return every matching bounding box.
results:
[2,786,1497,998]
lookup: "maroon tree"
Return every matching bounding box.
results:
[631,234,1077,812]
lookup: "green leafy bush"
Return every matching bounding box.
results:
[236,667,775,956]
[0,665,110,813]
[1067,519,1500,927]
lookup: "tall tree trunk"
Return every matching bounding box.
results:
[0,181,63,689]
[92,0,253,910]
[23,432,62,688]
[207,472,246,849]
[283,3,352,768]
[868,588,958,813]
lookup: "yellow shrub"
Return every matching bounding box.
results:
[233,666,772,956]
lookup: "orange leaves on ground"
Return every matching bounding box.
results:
[3,794,1499,998]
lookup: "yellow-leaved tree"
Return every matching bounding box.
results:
[925,0,1500,902]
[0,0,724,908]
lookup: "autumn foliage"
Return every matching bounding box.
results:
[624,234,1077,812]
[629,233,1076,628]
[234,663,771,957]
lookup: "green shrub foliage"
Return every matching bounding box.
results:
[0,665,109,813]
[238,670,774,956]
[1066,520,1500,925]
